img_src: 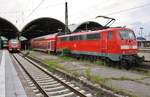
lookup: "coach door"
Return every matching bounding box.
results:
[101,32,108,54]
[48,41,51,50]
[48,40,55,51]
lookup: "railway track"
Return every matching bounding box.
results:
[12,53,93,97]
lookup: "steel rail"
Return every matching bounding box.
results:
[13,54,49,97]
[13,54,89,97]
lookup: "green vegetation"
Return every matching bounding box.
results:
[84,68,106,84]
[26,51,139,97]
[47,50,51,55]
[70,71,80,77]
[58,48,75,61]
[146,71,150,76]
[110,76,135,81]
[27,50,35,56]
[83,68,138,97]
[91,75,106,84]
[85,68,92,78]
[60,48,70,56]
[59,55,75,61]
[43,59,65,70]
[94,60,106,66]
[111,87,138,97]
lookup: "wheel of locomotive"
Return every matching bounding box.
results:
[120,60,132,69]
[89,55,95,62]
[76,54,80,60]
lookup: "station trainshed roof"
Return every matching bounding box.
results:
[21,17,68,39]
[0,17,19,39]
[68,21,103,32]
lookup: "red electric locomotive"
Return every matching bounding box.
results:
[57,27,143,66]
[8,39,21,52]
[30,16,144,67]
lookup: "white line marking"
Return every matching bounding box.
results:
[0,50,5,97]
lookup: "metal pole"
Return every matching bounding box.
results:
[65,2,68,34]
[18,32,20,40]
[0,33,1,49]
[85,22,89,31]
[140,27,144,37]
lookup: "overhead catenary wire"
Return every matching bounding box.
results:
[106,2,150,15]
[71,2,150,22]
[1,1,150,17]
[0,1,150,27]
[27,0,46,18]
[0,2,64,15]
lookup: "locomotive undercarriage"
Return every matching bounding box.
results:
[58,50,144,68]
[120,54,144,68]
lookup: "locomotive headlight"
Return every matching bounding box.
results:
[132,45,137,49]
[120,45,129,49]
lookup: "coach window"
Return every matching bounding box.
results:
[69,36,74,41]
[108,32,112,40]
[61,37,65,41]
[87,33,100,40]
[61,37,68,41]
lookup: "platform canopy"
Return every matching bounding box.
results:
[0,17,19,39]
[21,17,67,39]
[69,21,103,32]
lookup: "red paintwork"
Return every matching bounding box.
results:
[30,33,57,51]
[30,27,138,61]
[56,28,138,55]
[8,39,21,51]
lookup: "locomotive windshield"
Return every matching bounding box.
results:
[10,39,19,43]
[120,30,136,40]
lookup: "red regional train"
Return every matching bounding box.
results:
[31,27,144,66]
[8,39,21,52]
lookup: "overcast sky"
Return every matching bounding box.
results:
[0,0,150,39]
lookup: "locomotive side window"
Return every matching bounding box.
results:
[61,33,100,41]
[61,37,69,41]
[120,30,136,40]
[86,33,100,40]
[81,35,86,40]
[69,35,83,41]
[70,36,74,41]
[75,35,82,40]
[108,32,112,39]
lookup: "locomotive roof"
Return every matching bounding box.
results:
[32,33,58,40]
[59,27,131,37]
[31,27,133,39]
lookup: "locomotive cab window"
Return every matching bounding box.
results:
[120,30,136,40]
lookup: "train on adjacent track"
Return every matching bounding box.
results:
[30,27,144,67]
[8,39,21,52]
